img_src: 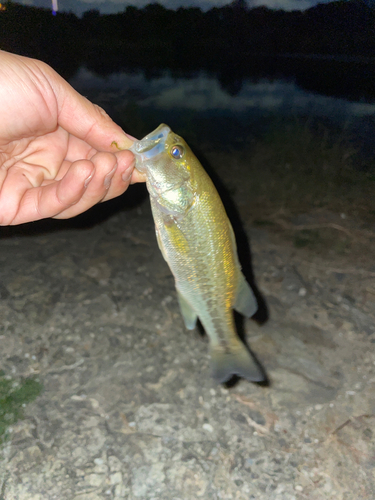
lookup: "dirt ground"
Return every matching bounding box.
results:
[0,159,374,499]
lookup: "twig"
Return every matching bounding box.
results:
[243,413,270,435]
[273,218,362,240]
[331,414,375,435]
[233,394,278,433]
[46,358,84,373]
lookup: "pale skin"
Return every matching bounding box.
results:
[0,50,145,226]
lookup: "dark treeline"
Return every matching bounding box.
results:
[0,0,374,99]
[80,0,375,59]
[0,2,82,79]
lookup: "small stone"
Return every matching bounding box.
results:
[86,473,105,487]
[114,483,128,498]
[110,472,122,485]
[90,398,100,409]
[71,394,86,401]
[202,423,214,433]
[108,455,122,472]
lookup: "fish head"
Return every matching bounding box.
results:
[130,124,192,195]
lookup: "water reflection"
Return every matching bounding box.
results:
[69,67,375,123]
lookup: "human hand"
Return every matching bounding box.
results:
[0,50,144,226]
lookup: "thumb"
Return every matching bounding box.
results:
[50,68,134,151]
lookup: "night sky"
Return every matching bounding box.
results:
[17,0,336,15]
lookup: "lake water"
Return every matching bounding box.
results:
[70,66,375,120]
[68,61,375,162]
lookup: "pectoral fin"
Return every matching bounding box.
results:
[177,290,198,330]
[234,273,258,318]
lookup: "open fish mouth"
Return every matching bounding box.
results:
[131,124,171,167]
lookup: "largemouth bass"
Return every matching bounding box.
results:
[130,124,265,383]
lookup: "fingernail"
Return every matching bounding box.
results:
[84,173,93,188]
[104,165,117,188]
[122,131,138,141]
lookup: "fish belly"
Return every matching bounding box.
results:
[152,194,237,342]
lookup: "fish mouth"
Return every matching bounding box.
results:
[130,124,171,170]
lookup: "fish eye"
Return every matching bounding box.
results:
[170,145,185,159]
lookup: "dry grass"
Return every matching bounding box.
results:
[209,118,375,221]
[205,118,375,257]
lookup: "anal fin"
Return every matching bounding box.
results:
[234,273,258,318]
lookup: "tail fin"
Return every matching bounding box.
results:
[210,341,265,384]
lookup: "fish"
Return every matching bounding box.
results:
[130,124,265,383]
